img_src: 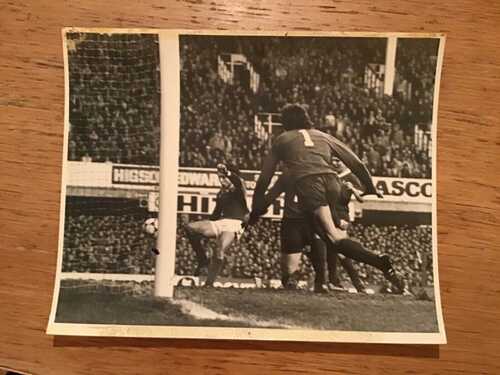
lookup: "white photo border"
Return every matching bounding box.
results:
[47,28,446,344]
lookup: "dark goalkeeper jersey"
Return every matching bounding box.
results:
[210,172,249,222]
[271,128,378,195]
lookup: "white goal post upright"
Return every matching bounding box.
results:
[155,32,181,298]
[384,36,397,96]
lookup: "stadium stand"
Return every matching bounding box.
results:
[395,38,440,130]
[179,36,436,177]
[62,210,433,290]
[63,214,155,274]
[67,34,436,178]
[67,33,160,164]
[62,197,155,274]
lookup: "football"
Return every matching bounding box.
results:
[143,217,159,236]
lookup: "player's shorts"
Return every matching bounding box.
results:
[210,218,245,239]
[280,218,317,254]
[295,173,342,214]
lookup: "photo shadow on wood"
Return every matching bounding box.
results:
[53,336,439,358]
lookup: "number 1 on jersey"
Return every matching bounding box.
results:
[299,129,314,147]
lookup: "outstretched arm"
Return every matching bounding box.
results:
[252,152,279,213]
[253,174,286,216]
[344,181,364,203]
[226,170,244,191]
[217,163,248,212]
[328,135,381,198]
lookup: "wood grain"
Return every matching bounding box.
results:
[1,0,499,374]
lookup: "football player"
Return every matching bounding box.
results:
[251,168,366,294]
[252,103,404,293]
[326,158,366,293]
[185,163,249,286]
[253,172,329,293]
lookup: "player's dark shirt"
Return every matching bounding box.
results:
[271,129,378,195]
[336,182,354,220]
[210,172,249,222]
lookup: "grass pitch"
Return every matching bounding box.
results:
[55,280,439,332]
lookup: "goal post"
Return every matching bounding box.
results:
[155,32,181,298]
[384,36,397,96]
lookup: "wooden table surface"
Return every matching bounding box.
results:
[1,1,499,374]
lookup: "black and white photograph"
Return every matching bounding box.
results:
[48,29,446,343]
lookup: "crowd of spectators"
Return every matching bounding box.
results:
[67,33,160,164]
[179,36,435,176]
[67,34,437,178]
[395,38,439,130]
[62,210,433,290]
[348,223,433,289]
[62,213,156,274]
